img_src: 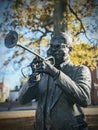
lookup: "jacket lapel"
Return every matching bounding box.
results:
[50,85,62,109]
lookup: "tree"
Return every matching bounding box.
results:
[0,0,98,69]
[70,43,98,70]
[10,0,98,43]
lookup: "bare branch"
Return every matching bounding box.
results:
[68,3,86,33]
[68,3,94,44]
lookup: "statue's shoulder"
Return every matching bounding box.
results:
[74,64,91,76]
[78,64,90,71]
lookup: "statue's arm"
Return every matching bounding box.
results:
[18,78,39,105]
[55,66,92,107]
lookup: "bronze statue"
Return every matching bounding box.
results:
[18,32,92,130]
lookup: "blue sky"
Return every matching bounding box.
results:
[0,1,30,89]
[0,37,22,89]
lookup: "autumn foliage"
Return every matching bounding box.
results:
[70,43,98,70]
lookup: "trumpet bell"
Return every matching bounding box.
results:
[4,31,18,48]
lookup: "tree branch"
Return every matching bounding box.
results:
[68,3,94,44]
[68,3,86,33]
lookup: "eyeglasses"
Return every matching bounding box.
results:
[49,43,68,49]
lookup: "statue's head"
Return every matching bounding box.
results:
[47,32,72,66]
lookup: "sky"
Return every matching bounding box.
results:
[0,1,31,90]
[0,0,49,90]
[0,36,22,89]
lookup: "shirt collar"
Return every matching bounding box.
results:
[60,59,71,68]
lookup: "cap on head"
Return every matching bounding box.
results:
[50,32,72,47]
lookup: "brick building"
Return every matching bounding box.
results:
[0,82,9,102]
[0,82,4,101]
[91,62,98,105]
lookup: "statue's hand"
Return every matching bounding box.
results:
[35,61,60,78]
[29,73,40,84]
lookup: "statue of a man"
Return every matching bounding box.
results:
[18,32,92,130]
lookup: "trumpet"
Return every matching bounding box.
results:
[4,31,55,77]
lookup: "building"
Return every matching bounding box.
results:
[91,62,98,105]
[0,82,4,102]
[0,82,10,102]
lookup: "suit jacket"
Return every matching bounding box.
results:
[18,61,91,130]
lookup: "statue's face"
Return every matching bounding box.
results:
[47,40,69,65]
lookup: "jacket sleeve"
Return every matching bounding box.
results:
[54,65,92,107]
[18,78,39,105]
